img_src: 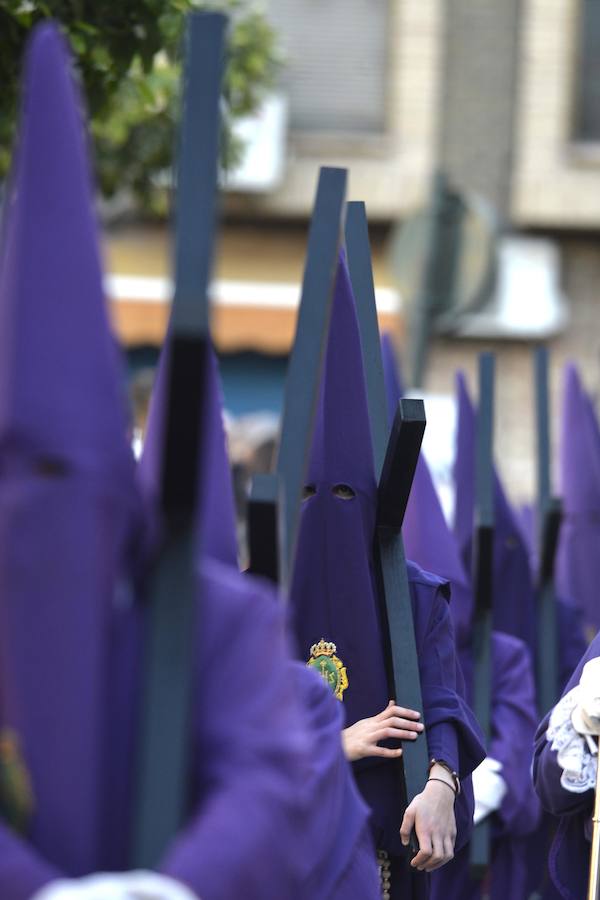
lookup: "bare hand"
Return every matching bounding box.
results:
[400,773,457,872]
[341,700,423,762]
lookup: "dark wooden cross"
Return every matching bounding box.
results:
[247,472,280,583]
[345,202,427,859]
[534,346,562,715]
[469,352,495,878]
[247,167,347,586]
[131,11,225,867]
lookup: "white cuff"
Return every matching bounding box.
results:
[31,872,199,900]
[472,756,507,824]
[547,686,597,794]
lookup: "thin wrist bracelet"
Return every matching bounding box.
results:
[427,776,457,796]
[429,758,461,796]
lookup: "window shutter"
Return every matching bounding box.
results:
[574,0,600,141]
[267,0,389,133]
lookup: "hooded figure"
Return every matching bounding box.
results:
[533,631,600,900]
[402,452,541,900]
[138,312,380,896]
[453,372,585,694]
[290,254,484,898]
[453,373,537,654]
[556,364,600,635]
[0,21,142,886]
[0,22,324,900]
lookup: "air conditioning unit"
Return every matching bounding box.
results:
[442,235,568,340]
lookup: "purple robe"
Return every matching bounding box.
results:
[402,431,541,900]
[533,632,600,900]
[556,364,600,633]
[290,255,484,898]
[139,274,380,898]
[289,664,381,898]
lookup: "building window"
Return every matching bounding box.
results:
[267,0,389,133]
[573,0,600,142]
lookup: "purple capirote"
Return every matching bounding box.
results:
[290,252,485,898]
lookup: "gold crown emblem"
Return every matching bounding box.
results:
[309,638,338,659]
[307,638,348,700]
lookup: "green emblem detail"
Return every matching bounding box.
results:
[307,639,349,701]
[0,729,34,834]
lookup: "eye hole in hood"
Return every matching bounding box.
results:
[332,483,356,500]
[36,458,69,478]
[302,484,317,501]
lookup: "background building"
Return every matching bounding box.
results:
[109,0,600,506]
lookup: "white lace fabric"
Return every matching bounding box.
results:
[547,686,598,794]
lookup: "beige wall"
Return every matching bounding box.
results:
[230,0,444,221]
[512,0,600,227]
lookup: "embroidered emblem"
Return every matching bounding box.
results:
[307,639,348,700]
[0,729,33,834]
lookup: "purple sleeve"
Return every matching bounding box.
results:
[414,584,485,778]
[413,583,485,851]
[159,563,309,900]
[489,634,540,835]
[533,630,600,818]
[0,823,60,899]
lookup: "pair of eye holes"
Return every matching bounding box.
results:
[302,483,356,501]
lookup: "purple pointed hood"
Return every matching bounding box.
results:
[403,455,473,645]
[380,332,405,426]
[289,251,403,844]
[453,372,476,565]
[559,365,600,515]
[290,253,385,712]
[139,336,238,569]
[453,372,536,653]
[0,22,140,876]
[0,27,131,476]
[380,340,474,642]
[556,364,600,629]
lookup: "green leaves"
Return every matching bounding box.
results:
[0,0,282,216]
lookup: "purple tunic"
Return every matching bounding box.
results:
[402,435,541,900]
[533,632,600,900]
[0,515,347,900]
[290,255,484,897]
[288,663,380,898]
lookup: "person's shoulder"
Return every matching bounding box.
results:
[200,558,280,608]
[406,559,451,599]
[197,558,285,646]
